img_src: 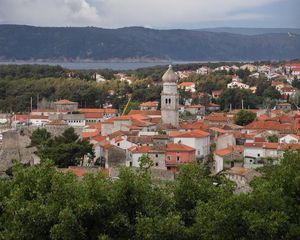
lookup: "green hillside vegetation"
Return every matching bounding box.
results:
[0,150,299,239]
[1,25,300,61]
[0,64,283,113]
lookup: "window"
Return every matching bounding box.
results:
[167,156,171,161]
[197,150,201,155]
[165,98,168,104]
[155,154,158,158]
[129,162,132,167]
[167,167,171,170]
[117,143,120,146]
[169,98,171,104]
[257,154,260,157]
[155,163,159,167]
[176,156,180,162]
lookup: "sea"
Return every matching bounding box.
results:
[0,61,206,70]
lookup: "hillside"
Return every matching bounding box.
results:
[0,25,300,61]
[200,27,300,35]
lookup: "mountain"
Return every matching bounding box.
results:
[0,25,300,62]
[200,27,300,36]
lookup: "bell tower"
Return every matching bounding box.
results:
[161,65,179,126]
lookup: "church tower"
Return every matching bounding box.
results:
[161,65,179,126]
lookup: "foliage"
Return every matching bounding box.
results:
[1,25,300,61]
[219,88,260,110]
[138,154,154,172]
[1,151,300,239]
[234,110,257,126]
[267,135,279,143]
[32,127,94,168]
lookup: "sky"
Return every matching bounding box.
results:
[0,0,299,29]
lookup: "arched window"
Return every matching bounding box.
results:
[169,98,171,104]
[165,98,168,104]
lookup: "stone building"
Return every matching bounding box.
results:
[161,65,179,126]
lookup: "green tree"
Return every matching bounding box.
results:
[138,154,154,172]
[36,127,94,167]
[30,128,51,147]
[234,110,256,126]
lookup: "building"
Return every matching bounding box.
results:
[161,65,179,127]
[54,99,78,112]
[177,82,196,92]
[139,101,159,111]
[170,130,210,160]
[165,143,196,172]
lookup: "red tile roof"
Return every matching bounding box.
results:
[79,108,117,114]
[128,146,151,153]
[179,121,209,130]
[46,119,67,125]
[54,99,77,105]
[84,113,103,119]
[214,147,233,157]
[244,120,291,131]
[140,101,159,107]
[128,110,161,116]
[178,82,195,87]
[166,143,195,152]
[169,130,210,138]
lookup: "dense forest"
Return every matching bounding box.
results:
[1,25,300,61]
[0,150,299,239]
[0,64,288,113]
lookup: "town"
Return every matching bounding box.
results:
[1,62,300,190]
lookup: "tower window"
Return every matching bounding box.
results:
[169,98,171,104]
[165,98,168,104]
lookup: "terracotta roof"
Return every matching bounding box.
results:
[46,119,67,125]
[79,108,117,114]
[128,110,161,116]
[32,109,68,113]
[205,113,228,122]
[15,115,30,121]
[166,143,195,152]
[30,115,49,120]
[81,131,99,139]
[179,121,209,130]
[207,103,221,107]
[210,127,226,134]
[244,120,291,131]
[54,99,77,105]
[140,101,159,107]
[244,142,264,148]
[99,140,113,149]
[214,147,233,157]
[169,130,210,138]
[92,135,106,143]
[178,82,195,87]
[84,113,103,119]
[128,146,151,153]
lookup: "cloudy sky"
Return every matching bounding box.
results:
[0,0,299,29]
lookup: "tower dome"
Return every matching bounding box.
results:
[162,65,178,83]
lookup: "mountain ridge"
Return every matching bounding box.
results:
[0,25,299,62]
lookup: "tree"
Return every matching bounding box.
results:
[267,135,278,143]
[36,127,94,168]
[30,128,51,147]
[138,154,154,172]
[234,110,256,126]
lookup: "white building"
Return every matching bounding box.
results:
[170,130,210,159]
[279,134,300,144]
